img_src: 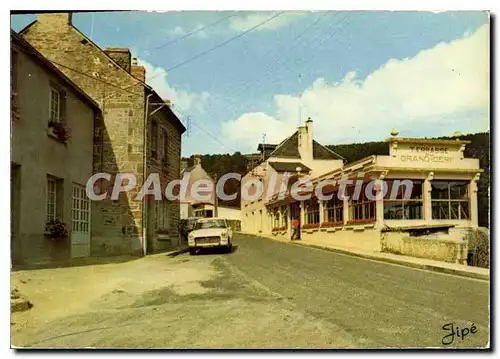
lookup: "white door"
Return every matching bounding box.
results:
[71,184,90,258]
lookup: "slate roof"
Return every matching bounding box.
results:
[267,131,345,160]
[312,140,345,160]
[267,132,301,158]
[268,161,311,173]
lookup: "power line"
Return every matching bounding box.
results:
[47,58,144,97]
[155,13,236,50]
[173,107,237,153]
[206,12,354,110]
[147,11,285,79]
[202,11,339,108]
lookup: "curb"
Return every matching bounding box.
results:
[291,241,489,281]
[246,233,490,281]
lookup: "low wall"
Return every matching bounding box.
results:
[381,231,468,264]
[299,226,382,253]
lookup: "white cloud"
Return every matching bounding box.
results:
[229,12,306,32]
[165,24,208,39]
[138,58,210,114]
[222,24,490,152]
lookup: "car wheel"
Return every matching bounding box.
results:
[189,248,196,255]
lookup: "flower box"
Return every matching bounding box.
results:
[45,219,69,242]
[346,218,376,226]
[320,221,344,228]
[272,226,286,232]
[47,122,71,143]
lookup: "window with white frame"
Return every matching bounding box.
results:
[324,194,343,223]
[384,180,423,220]
[281,205,288,228]
[46,176,57,221]
[272,208,280,228]
[348,185,375,222]
[72,184,90,233]
[49,87,61,125]
[304,198,320,224]
[431,180,470,220]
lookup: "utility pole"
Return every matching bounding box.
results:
[262,133,266,161]
[212,173,218,218]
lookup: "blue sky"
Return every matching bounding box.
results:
[11,11,489,156]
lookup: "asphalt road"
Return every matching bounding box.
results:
[12,233,489,349]
[222,234,490,348]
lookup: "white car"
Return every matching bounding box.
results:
[188,218,233,255]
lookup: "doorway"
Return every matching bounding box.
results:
[71,184,91,258]
[290,202,301,240]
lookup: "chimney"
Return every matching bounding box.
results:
[194,154,202,166]
[131,60,146,82]
[37,13,73,30]
[103,47,131,72]
[298,118,314,163]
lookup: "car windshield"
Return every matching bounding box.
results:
[195,220,226,230]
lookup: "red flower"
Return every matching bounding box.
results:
[302,223,320,229]
[346,218,376,225]
[320,221,344,228]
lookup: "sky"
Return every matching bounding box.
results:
[11,11,490,157]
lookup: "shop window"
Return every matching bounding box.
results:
[431,181,470,220]
[384,180,423,220]
[324,194,343,223]
[348,185,375,222]
[272,208,280,228]
[304,199,320,224]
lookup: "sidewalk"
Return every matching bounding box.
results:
[247,232,490,281]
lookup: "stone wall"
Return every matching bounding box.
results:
[381,231,468,264]
[145,101,182,253]
[21,14,145,256]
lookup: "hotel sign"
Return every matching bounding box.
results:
[400,146,454,163]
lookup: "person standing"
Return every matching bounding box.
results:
[292,217,300,240]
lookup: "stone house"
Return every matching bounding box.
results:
[19,13,186,256]
[179,155,242,221]
[11,30,101,264]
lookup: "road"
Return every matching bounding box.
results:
[11,234,489,349]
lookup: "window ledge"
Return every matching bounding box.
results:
[345,223,376,231]
[47,128,67,145]
[303,228,319,233]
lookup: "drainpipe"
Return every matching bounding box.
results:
[142,93,153,256]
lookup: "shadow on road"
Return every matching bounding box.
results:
[11,255,141,272]
[193,245,239,256]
